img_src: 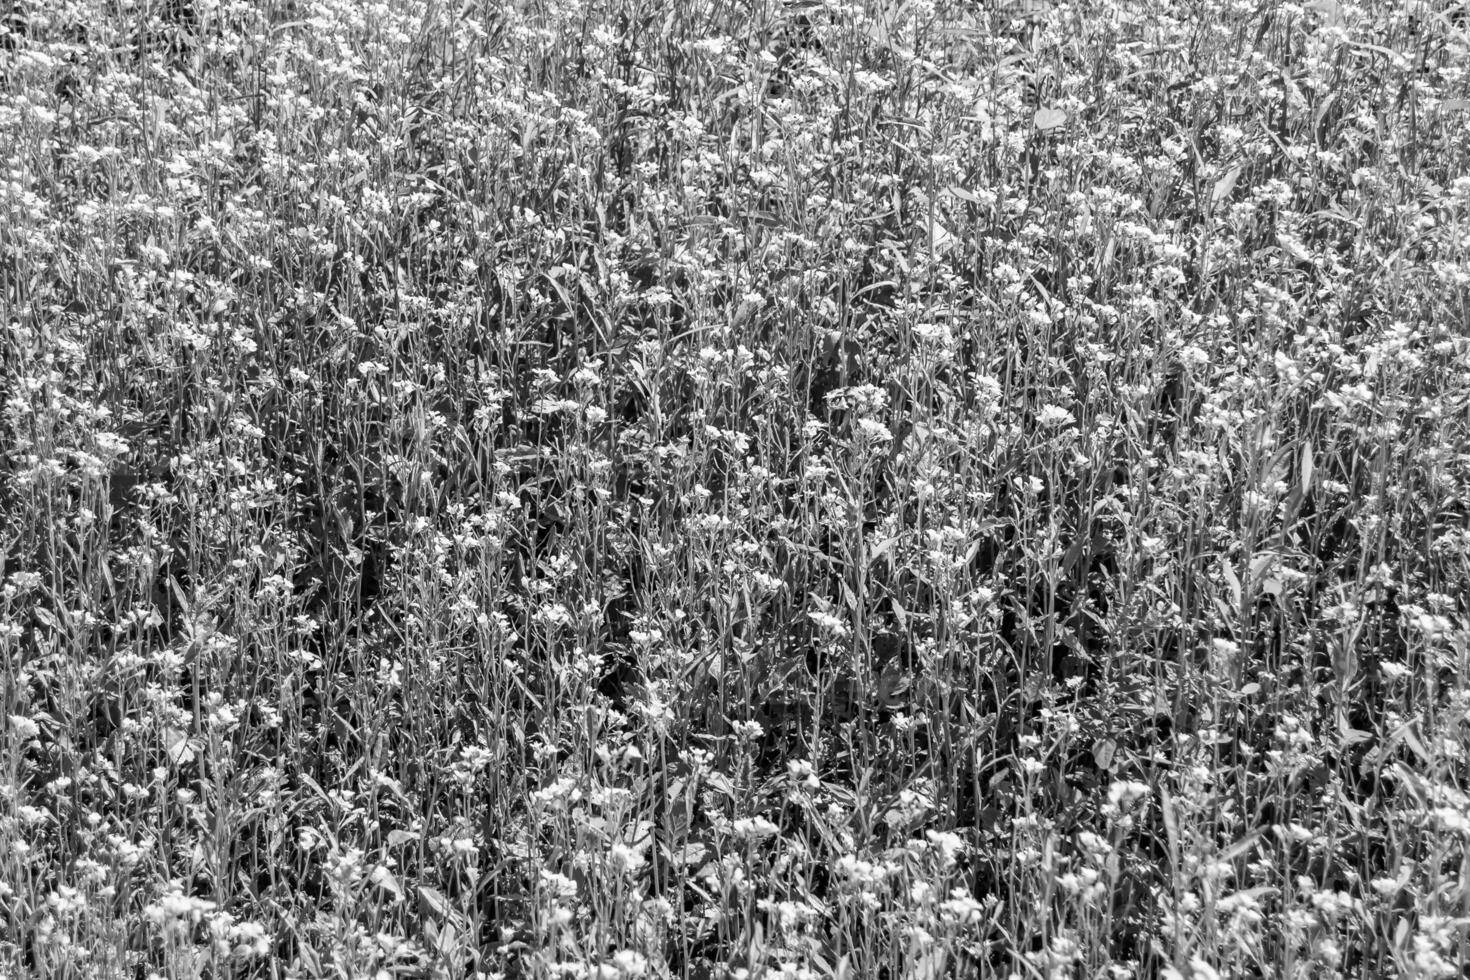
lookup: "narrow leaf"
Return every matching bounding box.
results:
[1220,561,1243,612]
[418,885,453,924]
[1211,163,1243,208]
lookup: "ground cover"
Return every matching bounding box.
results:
[3,0,1470,976]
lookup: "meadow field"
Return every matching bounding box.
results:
[2,0,1470,976]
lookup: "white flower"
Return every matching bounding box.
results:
[610,950,647,977]
[855,418,893,444]
[926,830,966,867]
[787,759,820,789]
[1107,780,1151,808]
[532,397,580,415]
[609,842,645,872]
[1037,405,1075,428]
[693,36,728,57]
[941,890,984,924]
[732,817,779,840]
[808,610,848,636]
[144,882,217,932]
[228,920,270,957]
[540,869,578,900]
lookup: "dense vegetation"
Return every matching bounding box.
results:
[3,0,1470,976]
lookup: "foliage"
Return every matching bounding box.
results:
[2,0,1470,977]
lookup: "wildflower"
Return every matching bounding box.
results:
[1378,658,1411,680]
[327,847,365,885]
[808,609,848,636]
[1037,405,1074,428]
[693,36,728,57]
[531,397,580,415]
[835,854,885,887]
[448,836,479,860]
[925,829,966,868]
[144,882,217,935]
[732,719,764,742]
[940,890,985,924]
[608,841,645,873]
[854,417,892,445]
[227,919,270,958]
[594,950,647,978]
[913,321,951,345]
[1432,806,1470,836]
[1370,876,1404,897]
[787,759,820,790]
[8,571,42,593]
[540,869,578,900]
[732,816,779,840]
[1107,780,1151,809]
[454,744,493,786]
[8,715,39,741]
[1161,958,1221,980]
[759,897,819,931]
